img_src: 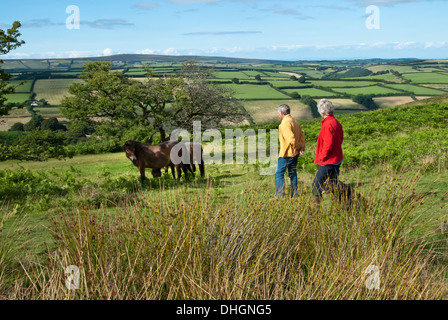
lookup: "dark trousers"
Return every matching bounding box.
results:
[312,164,340,197]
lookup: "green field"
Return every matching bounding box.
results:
[283,88,340,97]
[349,73,402,82]
[310,80,378,87]
[333,85,402,96]
[33,79,83,105]
[402,72,448,84]
[6,80,33,93]
[221,84,290,100]
[1,96,448,299]
[366,64,420,73]
[242,99,312,123]
[383,84,447,95]
[268,80,310,88]
[4,93,31,103]
[214,71,251,79]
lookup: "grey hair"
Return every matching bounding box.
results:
[278,104,290,115]
[317,99,334,116]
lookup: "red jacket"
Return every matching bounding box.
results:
[314,115,343,165]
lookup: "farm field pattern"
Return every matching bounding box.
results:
[2,56,448,127]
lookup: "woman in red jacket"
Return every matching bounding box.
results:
[312,99,344,207]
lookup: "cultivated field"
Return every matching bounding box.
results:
[33,79,83,105]
[373,96,416,108]
[242,99,313,123]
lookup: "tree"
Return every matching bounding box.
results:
[41,117,67,131]
[232,77,240,84]
[298,76,306,83]
[353,94,379,111]
[301,95,320,118]
[62,61,246,143]
[61,62,184,142]
[9,122,24,131]
[289,91,301,99]
[172,61,246,132]
[255,74,262,81]
[0,21,25,116]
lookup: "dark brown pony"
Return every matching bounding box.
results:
[124,140,178,182]
[174,142,205,180]
[124,140,205,181]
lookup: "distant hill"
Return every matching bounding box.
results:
[1,54,418,73]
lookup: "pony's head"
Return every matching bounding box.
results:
[123,140,139,164]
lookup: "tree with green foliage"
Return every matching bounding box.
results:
[61,62,162,141]
[41,117,67,131]
[172,61,246,133]
[353,94,379,111]
[9,122,24,131]
[61,61,245,143]
[301,95,320,118]
[0,21,25,116]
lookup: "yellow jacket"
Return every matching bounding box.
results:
[278,114,305,157]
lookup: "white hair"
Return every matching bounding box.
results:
[317,99,334,116]
[278,104,290,115]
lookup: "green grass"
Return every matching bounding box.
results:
[333,85,402,96]
[34,79,83,105]
[221,84,291,100]
[402,73,448,84]
[6,80,33,93]
[283,88,340,97]
[310,80,378,87]
[242,99,312,123]
[366,64,420,73]
[383,84,447,95]
[1,96,448,299]
[268,80,310,88]
[4,93,31,104]
[213,71,251,80]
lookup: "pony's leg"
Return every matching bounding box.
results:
[139,166,146,182]
[182,164,190,181]
[176,165,182,180]
[199,151,205,178]
[170,163,176,179]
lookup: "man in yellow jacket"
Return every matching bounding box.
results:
[275,104,305,198]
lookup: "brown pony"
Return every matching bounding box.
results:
[123,140,178,182]
[123,140,205,181]
[174,142,205,180]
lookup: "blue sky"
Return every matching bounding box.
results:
[1,0,447,61]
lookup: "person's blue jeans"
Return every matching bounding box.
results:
[312,164,340,197]
[275,154,299,198]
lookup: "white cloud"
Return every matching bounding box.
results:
[424,41,448,48]
[102,48,113,56]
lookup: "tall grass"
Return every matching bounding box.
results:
[5,171,447,300]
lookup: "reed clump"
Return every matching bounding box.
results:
[5,173,448,300]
